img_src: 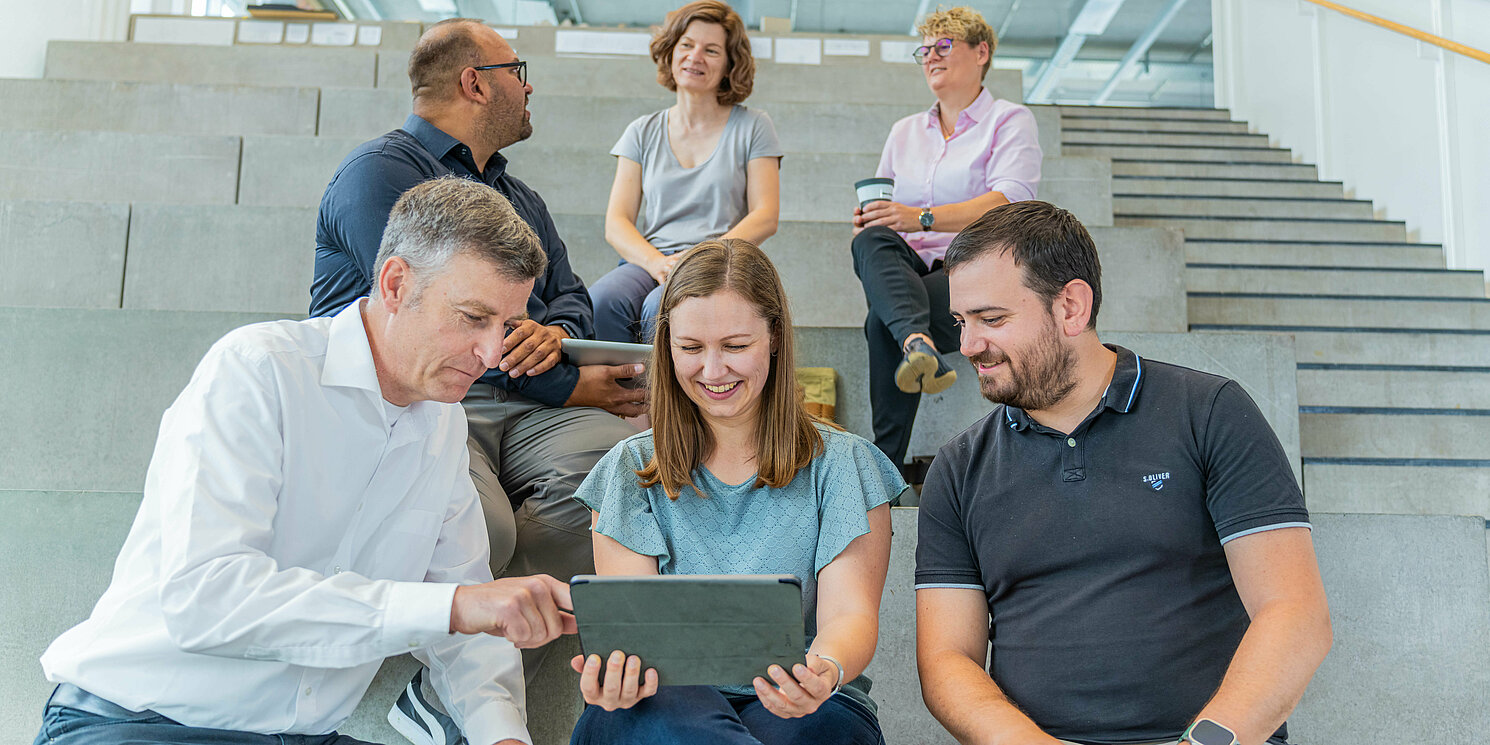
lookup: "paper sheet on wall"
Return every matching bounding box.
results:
[774,38,822,65]
[823,39,869,56]
[285,23,310,44]
[493,27,519,39]
[356,25,383,46]
[133,17,235,46]
[311,22,356,46]
[237,20,284,45]
[554,29,650,56]
[750,36,773,59]
[880,40,920,64]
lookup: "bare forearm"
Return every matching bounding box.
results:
[928,191,1011,233]
[806,611,878,682]
[604,215,667,269]
[1195,603,1332,744]
[919,651,1056,745]
[720,208,779,246]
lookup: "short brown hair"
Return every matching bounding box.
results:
[650,0,756,106]
[944,201,1103,329]
[408,18,485,101]
[637,239,830,499]
[917,6,997,79]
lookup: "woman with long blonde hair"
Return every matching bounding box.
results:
[568,239,901,745]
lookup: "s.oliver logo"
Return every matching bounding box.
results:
[1143,472,1170,491]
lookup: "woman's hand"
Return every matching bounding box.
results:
[752,653,838,719]
[571,651,659,711]
[645,252,682,284]
[858,200,922,233]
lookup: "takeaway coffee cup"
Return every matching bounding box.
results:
[855,177,894,209]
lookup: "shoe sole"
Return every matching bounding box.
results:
[387,681,445,745]
[921,366,957,395]
[895,351,937,393]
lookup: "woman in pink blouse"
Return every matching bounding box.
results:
[849,5,1042,472]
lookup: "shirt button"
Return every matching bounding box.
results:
[333,566,342,574]
[1066,438,1076,447]
[409,641,420,648]
[304,687,313,696]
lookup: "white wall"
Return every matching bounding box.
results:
[0,0,132,79]
[1213,0,1490,273]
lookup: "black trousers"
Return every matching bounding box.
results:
[850,226,961,467]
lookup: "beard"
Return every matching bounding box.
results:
[478,93,532,152]
[970,317,1078,411]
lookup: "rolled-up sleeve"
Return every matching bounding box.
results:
[984,104,1042,203]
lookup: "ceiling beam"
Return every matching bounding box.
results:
[1026,0,1127,103]
[1091,0,1190,105]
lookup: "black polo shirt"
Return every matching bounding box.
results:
[915,345,1307,745]
[310,114,593,408]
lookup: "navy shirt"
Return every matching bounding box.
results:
[311,115,593,407]
[915,346,1306,745]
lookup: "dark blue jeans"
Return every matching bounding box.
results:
[569,686,884,745]
[34,684,380,745]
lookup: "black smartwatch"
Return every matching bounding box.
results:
[1182,719,1239,745]
[918,207,935,230]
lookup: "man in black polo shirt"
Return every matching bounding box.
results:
[310,18,643,745]
[915,201,1332,745]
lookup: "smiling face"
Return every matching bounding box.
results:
[949,251,1079,413]
[670,20,729,97]
[921,34,988,98]
[667,289,774,429]
[378,252,534,406]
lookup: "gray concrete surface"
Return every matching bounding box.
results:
[1189,295,1490,331]
[1297,367,1490,409]
[1116,195,1376,220]
[1303,464,1490,519]
[1289,513,1490,742]
[238,134,362,208]
[45,41,379,88]
[797,328,1301,478]
[1064,130,1271,148]
[1065,144,1294,164]
[1122,215,1407,242]
[0,200,128,309]
[1185,266,1485,297]
[1114,176,1344,199]
[1300,412,1490,460]
[1111,161,1318,180]
[1060,105,1233,120]
[0,131,240,205]
[123,205,318,314]
[1063,116,1251,133]
[1279,329,1490,368]
[0,308,292,492]
[0,79,319,137]
[1183,240,1446,269]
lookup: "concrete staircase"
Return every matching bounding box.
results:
[2,20,1487,745]
[1056,105,1490,519]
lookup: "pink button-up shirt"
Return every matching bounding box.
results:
[876,87,1042,266]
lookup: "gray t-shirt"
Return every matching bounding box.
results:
[610,105,784,254]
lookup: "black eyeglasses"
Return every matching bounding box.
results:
[912,38,956,64]
[472,60,527,85]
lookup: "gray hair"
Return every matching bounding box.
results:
[373,176,546,301]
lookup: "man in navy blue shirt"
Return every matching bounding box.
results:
[310,19,643,744]
[915,202,1332,745]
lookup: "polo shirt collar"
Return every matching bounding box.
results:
[402,114,508,178]
[999,344,1145,432]
[924,86,995,130]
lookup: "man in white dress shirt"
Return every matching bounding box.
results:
[35,177,572,745]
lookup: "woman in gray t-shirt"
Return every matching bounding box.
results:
[588,0,784,343]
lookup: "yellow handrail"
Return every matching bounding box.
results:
[1301,0,1490,65]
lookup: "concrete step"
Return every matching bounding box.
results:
[124,204,317,314]
[1110,159,1318,180]
[0,130,239,204]
[45,40,379,88]
[1185,265,1485,297]
[1059,105,1233,121]
[1184,240,1447,269]
[1065,143,1294,163]
[1060,129,1270,148]
[1115,195,1375,220]
[1300,408,1490,460]
[1303,461,1490,519]
[1118,215,1407,242]
[238,134,360,208]
[0,200,128,309]
[1059,116,1250,133]
[0,78,319,137]
[1188,292,1490,331]
[1189,326,1490,368]
[1297,364,1490,410]
[1114,175,1345,199]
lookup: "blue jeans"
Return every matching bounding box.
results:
[569,686,884,745]
[34,684,380,745]
[588,261,665,343]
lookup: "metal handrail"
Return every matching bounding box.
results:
[1301,0,1490,65]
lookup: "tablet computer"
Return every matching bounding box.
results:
[560,338,651,367]
[569,574,806,687]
